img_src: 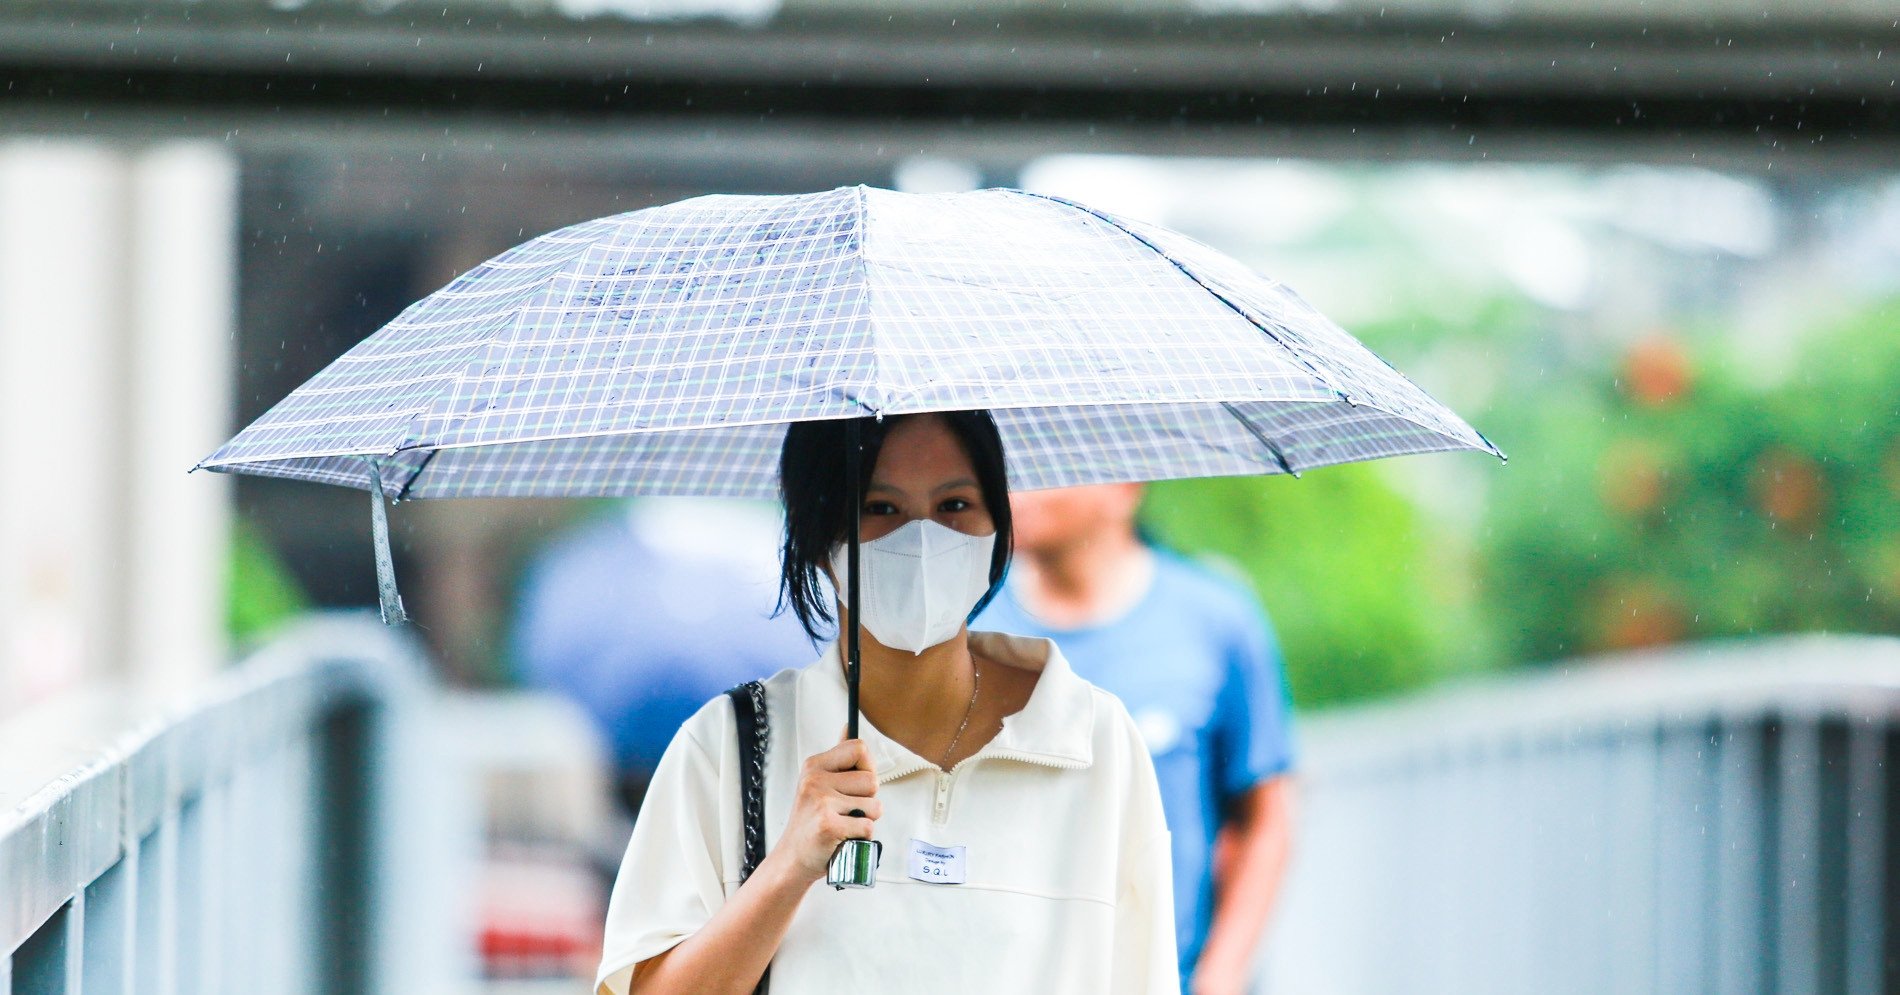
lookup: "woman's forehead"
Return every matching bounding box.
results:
[872,415,977,481]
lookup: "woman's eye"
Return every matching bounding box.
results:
[939,497,972,513]
[864,501,899,515]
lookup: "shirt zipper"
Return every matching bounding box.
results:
[879,751,1089,827]
[929,750,1090,826]
[932,770,953,825]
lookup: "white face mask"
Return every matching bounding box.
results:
[832,519,998,655]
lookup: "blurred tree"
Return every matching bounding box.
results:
[228,518,309,646]
[1479,297,1900,664]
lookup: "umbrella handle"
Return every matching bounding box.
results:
[827,416,879,890]
[845,415,862,741]
[828,838,882,890]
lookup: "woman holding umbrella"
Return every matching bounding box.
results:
[594,409,1179,994]
[196,184,1499,994]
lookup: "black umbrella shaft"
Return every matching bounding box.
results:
[846,417,862,742]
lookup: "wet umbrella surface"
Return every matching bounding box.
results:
[199,185,1499,500]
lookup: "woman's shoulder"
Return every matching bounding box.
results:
[971,628,1150,765]
[671,665,809,746]
[1048,654,1156,772]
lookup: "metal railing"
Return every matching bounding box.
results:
[1258,634,1900,995]
[0,614,457,995]
[13,619,1898,993]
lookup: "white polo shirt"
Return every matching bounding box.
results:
[596,630,1178,994]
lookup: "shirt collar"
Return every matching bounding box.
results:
[793,630,1096,782]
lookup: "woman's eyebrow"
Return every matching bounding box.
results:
[864,477,978,496]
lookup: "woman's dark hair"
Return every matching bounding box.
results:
[777,410,1013,642]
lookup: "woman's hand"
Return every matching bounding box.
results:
[765,738,881,884]
[629,738,878,994]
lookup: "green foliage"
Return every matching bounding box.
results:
[1142,464,1469,708]
[1136,295,1900,704]
[1130,292,1538,708]
[1478,298,1900,663]
[227,518,309,644]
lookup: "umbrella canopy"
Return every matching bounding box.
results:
[197,186,1500,500]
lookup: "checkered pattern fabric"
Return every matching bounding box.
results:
[199,187,1500,498]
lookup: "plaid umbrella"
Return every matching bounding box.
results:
[202,184,1502,890]
[199,186,1498,505]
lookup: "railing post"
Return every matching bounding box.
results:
[1714,716,1768,994]
[314,697,376,995]
[1777,716,1822,995]
[1839,713,1884,995]
[1878,727,1900,995]
[302,616,446,995]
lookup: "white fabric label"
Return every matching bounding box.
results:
[906,839,967,885]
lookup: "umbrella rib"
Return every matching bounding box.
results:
[1219,401,1299,478]
[850,183,884,416]
[394,447,439,501]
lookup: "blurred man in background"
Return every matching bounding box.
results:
[975,484,1296,995]
[513,498,814,813]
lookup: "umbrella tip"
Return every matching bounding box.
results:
[1470,428,1506,465]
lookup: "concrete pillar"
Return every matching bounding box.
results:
[126,144,238,699]
[0,141,130,709]
[0,139,236,712]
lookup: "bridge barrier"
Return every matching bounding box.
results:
[0,614,464,995]
[1259,634,1900,995]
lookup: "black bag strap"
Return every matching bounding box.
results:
[725,680,771,995]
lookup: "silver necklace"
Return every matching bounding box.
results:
[938,657,981,769]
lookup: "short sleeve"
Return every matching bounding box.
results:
[595,703,733,995]
[1213,603,1295,807]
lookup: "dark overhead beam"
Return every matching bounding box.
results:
[1,6,1895,154]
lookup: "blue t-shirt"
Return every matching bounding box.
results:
[974,549,1294,981]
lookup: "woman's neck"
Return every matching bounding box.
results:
[840,610,978,761]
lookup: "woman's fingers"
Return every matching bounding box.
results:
[781,742,886,883]
[831,793,882,822]
[828,769,878,799]
[809,738,874,774]
[813,732,877,774]
[823,806,878,841]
